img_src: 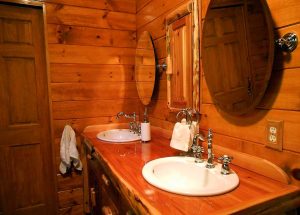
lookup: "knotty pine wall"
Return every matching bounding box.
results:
[44,0,139,214]
[138,0,300,186]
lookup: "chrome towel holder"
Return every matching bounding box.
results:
[275,32,298,52]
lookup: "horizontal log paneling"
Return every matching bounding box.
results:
[136,0,185,29]
[199,104,300,153]
[136,0,151,12]
[51,82,138,101]
[52,117,131,138]
[49,44,135,65]
[50,64,135,83]
[46,3,136,30]
[148,99,169,120]
[57,173,83,191]
[205,132,300,186]
[58,188,83,208]
[137,14,166,40]
[152,79,167,100]
[266,0,300,28]
[45,0,137,213]
[47,24,136,48]
[153,36,166,59]
[148,116,175,131]
[52,99,140,119]
[58,204,83,215]
[46,0,135,13]
[258,68,300,111]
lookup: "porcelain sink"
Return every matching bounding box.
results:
[96,129,140,143]
[142,156,239,196]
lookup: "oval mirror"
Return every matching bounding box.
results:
[135,31,156,106]
[202,0,274,115]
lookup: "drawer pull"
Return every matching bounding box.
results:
[90,188,96,207]
[102,206,113,215]
[102,174,110,186]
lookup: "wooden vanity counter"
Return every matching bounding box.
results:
[82,124,300,214]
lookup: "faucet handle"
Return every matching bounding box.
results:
[218,155,233,164]
[191,145,204,163]
[218,155,233,175]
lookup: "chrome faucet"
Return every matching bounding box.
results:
[116,112,141,135]
[206,129,215,168]
[191,133,205,163]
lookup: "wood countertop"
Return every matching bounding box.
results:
[82,124,300,214]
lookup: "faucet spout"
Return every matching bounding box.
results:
[116,112,140,135]
[206,129,215,168]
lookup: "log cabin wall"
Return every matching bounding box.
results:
[44,0,138,214]
[138,0,300,186]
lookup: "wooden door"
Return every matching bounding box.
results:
[202,6,252,113]
[0,3,56,215]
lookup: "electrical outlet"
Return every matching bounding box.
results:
[266,120,283,151]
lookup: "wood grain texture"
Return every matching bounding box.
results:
[52,99,140,120]
[136,0,152,12]
[137,0,186,29]
[82,126,300,214]
[45,0,138,213]
[58,204,83,215]
[46,3,136,30]
[50,64,135,83]
[47,24,136,48]
[45,0,136,13]
[266,0,300,28]
[51,82,138,101]
[57,172,83,191]
[49,44,135,65]
[58,188,83,208]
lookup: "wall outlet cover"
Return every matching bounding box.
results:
[266,120,283,151]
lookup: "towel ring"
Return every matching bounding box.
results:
[176,108,192,125]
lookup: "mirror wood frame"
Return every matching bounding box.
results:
[135,31,156,106]
[201,0,274,116]
[166,0,200,112]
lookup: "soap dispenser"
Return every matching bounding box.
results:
[141,107,151,142]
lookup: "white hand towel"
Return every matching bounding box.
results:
[59,125,83,174]
[170,119,191,152]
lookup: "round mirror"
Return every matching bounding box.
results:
[202,0,274,115]
[135,31,156,106]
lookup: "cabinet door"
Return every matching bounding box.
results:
[0,4,56,215]
[86,146,134,215]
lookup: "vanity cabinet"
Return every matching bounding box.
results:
[84,141,134,215]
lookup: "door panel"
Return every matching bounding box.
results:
[0,3,56,215]
[4,57,38,125]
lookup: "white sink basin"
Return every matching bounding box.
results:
[142,156,239,196]
[96,129,140,143]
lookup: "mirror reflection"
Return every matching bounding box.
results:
[135,31,156,106]
[202,0,274,115]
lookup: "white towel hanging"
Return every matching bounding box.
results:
[59,125,82,174]
[170,119,191,152]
